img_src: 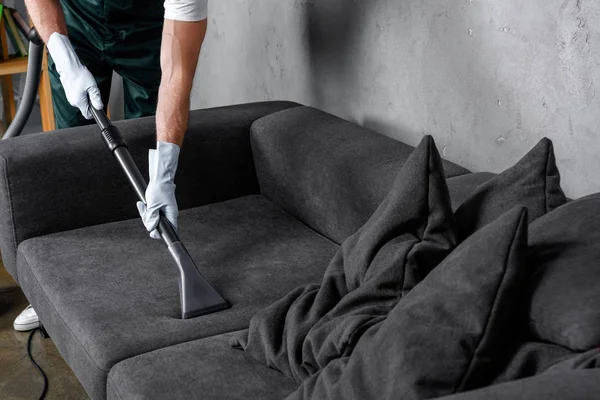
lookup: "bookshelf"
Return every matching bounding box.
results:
[0,1,55,133]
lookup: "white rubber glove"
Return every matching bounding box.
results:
[136,141,180,240]
[47,32,103,119]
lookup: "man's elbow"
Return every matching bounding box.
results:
[160,61,195,89]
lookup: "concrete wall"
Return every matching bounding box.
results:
[191,0,600,198]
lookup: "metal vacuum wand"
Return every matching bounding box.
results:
[91,107,229,319]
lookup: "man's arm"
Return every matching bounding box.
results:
[137,10,208,239]
[24,0,68,42]
[156,19,207,146]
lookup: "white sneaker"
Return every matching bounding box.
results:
[13,304,40,331]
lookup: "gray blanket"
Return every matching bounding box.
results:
[231,136,457,382]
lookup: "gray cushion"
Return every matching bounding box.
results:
[250,106,469,244]
[446,172,496,211]
[17,195,337,399]
[288,206,529,400]
[454,138,567,241]
[107,331,297,400]
[527,193,600,351]
[0,101,301,281]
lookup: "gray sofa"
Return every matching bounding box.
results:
[0,102,598,399]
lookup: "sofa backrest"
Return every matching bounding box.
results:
[250,107,470,244]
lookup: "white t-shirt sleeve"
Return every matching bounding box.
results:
[164,0,208,22]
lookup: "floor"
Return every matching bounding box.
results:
[0,263,88,399]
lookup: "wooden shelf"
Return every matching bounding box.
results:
[0,56,28,76]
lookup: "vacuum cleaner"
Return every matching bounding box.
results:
[90,107,229,318]
[3,23,229,319]
[2,18,44,139]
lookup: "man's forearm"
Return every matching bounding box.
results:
[156,19,207,146]
[24,0,68,43]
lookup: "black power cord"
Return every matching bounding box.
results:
[27,328,48,400]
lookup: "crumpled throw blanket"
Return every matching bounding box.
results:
[230,136,457,383]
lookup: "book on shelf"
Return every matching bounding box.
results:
[1,5,28,57]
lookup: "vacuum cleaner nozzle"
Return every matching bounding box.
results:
[168,242,229,318]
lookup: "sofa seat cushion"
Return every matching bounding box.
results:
[107,331,297,400]
[17,195,337,399]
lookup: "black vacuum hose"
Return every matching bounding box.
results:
[2,39,44,140]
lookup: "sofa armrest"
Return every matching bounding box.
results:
[437,370,600,400]
[0,101,300,280]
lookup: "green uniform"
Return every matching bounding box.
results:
[49,0,164,128]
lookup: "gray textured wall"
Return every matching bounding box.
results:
[191,0,600,198]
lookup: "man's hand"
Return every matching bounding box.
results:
[47,33,103,119]
[136,141,180,239]
[25,0,102,118]
[136,13,206,236]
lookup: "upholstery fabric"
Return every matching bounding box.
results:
[435,370,600,400]
[250,106,469,244]
[527,193,600,351]
[0,101,301,281]
[288,206,529,400]
[488,341,574,384]
[232,136,457,382]
[454,138,566,241]
[446,172,496,210]
[17,195,337,399]
[107,331,297,400]
[546,348,600,371]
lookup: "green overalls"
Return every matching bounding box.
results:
[49,0,164,128]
